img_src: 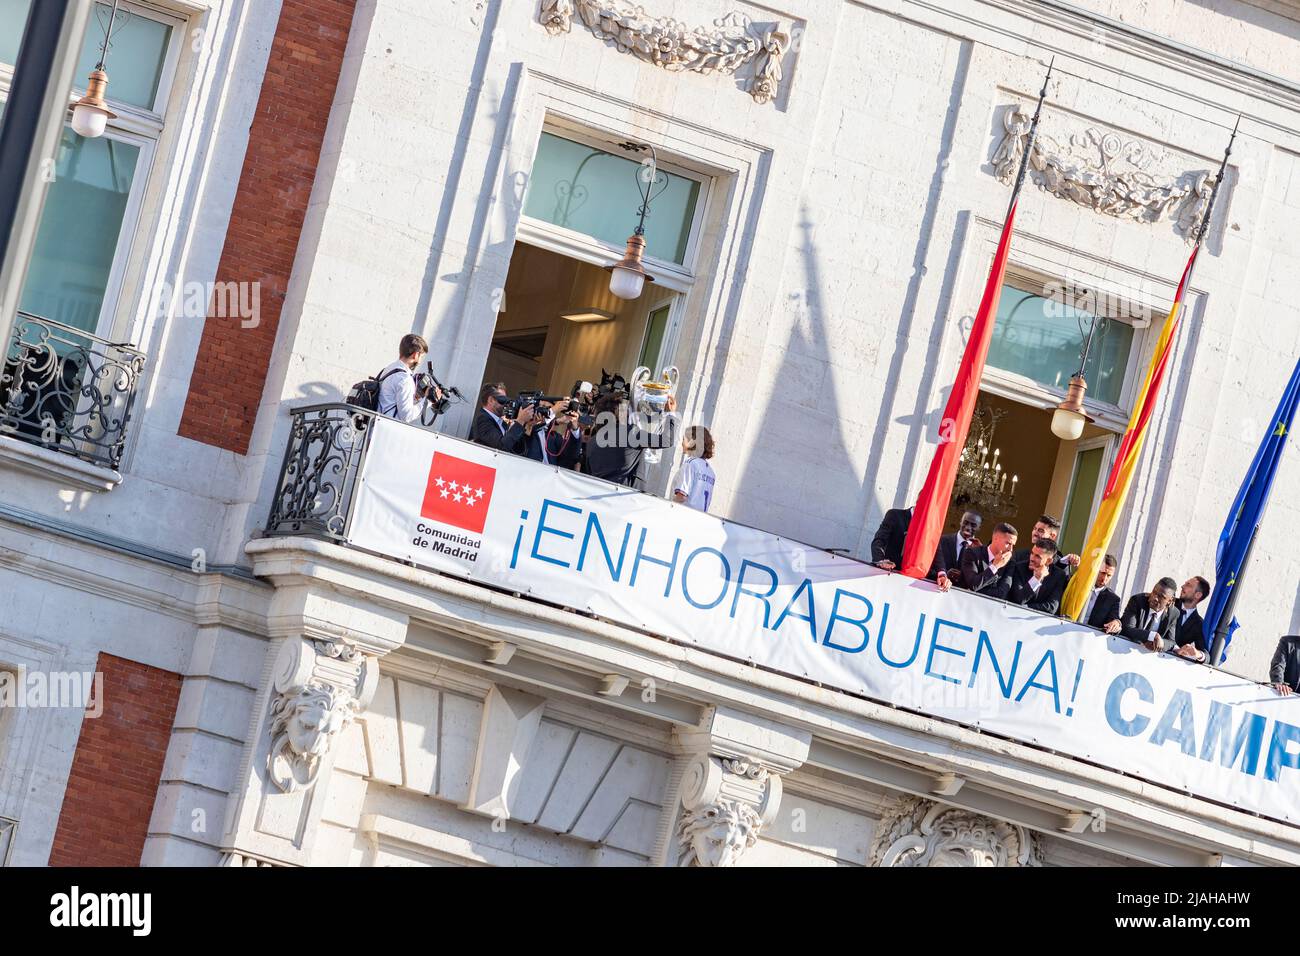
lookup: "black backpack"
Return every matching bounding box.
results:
[347,366,403,412]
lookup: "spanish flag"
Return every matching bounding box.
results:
[901,202,1019,579]
[1061,246,1199,620]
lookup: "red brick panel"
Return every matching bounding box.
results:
[178,0,358,454]
[47,654,183,867]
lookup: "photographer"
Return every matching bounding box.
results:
[469,382,531,453]
[586,390,678,487]
[377,334,442,424]
[533,398,583,469]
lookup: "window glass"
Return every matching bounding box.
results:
[989,286,1134,406]
[20,129,140,333]
[0,0,34,66]
[524,132,701,265]
[73,2,172,110]
[1060,445,1104,557]
[638,304,670,372]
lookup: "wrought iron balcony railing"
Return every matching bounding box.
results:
[1,312,147,470]
[266,403,376,541]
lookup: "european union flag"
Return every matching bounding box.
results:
[1204,355,1300,662]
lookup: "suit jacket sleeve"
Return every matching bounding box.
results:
[1270,639,1288,685]
[1177,614,1207,655]
[1088,590,1120,629]
[1119,595,1154,644]
[961,548,1011,599]
[1026,572,1066,615]
[470,411,524,453]
[871,512,899,564]
[470,410,504,449]
[926,536,948,582]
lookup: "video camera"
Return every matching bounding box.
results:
[503,390,566,422]
[414,363,462,419]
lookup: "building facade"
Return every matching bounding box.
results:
[1,0,1299,867]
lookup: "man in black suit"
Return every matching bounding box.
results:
[1169,576,1212,662]
[1011,514,1080,575]
[942,522,1017,598]
[1104,577,1178,651]
[1006,537,1068,614]
[469,382,530,453]
[871,506,912,570]
[1270,635,1300,695]
[1080,553,1122,629]
[928,510,981,581]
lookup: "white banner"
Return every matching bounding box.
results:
[349,417,1300,825]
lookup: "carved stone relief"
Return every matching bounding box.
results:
[868,796,1042,867]
[991,105,1217,239]
[267,638,377,794]
[539,0,791,105]
[676,755,781,866]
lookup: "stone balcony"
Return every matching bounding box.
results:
[241,402,1300,866]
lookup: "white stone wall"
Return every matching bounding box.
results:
[5,0,1300,866]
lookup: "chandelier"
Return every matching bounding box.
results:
[953,404,1019,515]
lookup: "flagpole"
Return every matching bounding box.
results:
[1191,118,1241,666]
[1183,114,1239,287]
[1007,57,1054,219]
[1210,527,1256,665]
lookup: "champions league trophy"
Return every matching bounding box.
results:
[630,365,679,464]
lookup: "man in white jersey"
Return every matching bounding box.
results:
[672,425,716,512]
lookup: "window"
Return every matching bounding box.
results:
[989,285,1135,407]
[21,130,141,333]
[1,1,183,340]
[1060,442,1105,556]
[638,303,671,372]
[71,2,173,111]
[523,131,703,266]
[0,0,32,67]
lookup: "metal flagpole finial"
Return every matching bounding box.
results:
[1195,115,1240,248]
[1007,56,1055,219]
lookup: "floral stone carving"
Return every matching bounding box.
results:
[992,105,1217,239]
[539,0,790,105]
[869,796,1042,867]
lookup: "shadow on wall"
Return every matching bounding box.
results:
[848,40,972,557]
[405,0,527,437]
[727,204,860,550]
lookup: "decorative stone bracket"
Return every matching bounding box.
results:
[267,637,378,794]
[220,578,409,867]
[539,0,791,105]
[677,755,781,866]
[991,105,1218,240]
[868,796,1041,867]
[673,707,811,866]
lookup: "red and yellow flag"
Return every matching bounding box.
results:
[901,201,1019,579]
[1061,246,1199,619]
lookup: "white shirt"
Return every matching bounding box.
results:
[377,360,421,424]
[673,456,716,512]
[483,407,506,434]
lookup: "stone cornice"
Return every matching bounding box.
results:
[0,517,271,637]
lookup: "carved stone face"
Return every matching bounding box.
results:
[286,689,347,759]
[683,803,758,867]
[692,814,753,867]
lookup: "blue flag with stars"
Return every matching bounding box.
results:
[1204,355,1300,662]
